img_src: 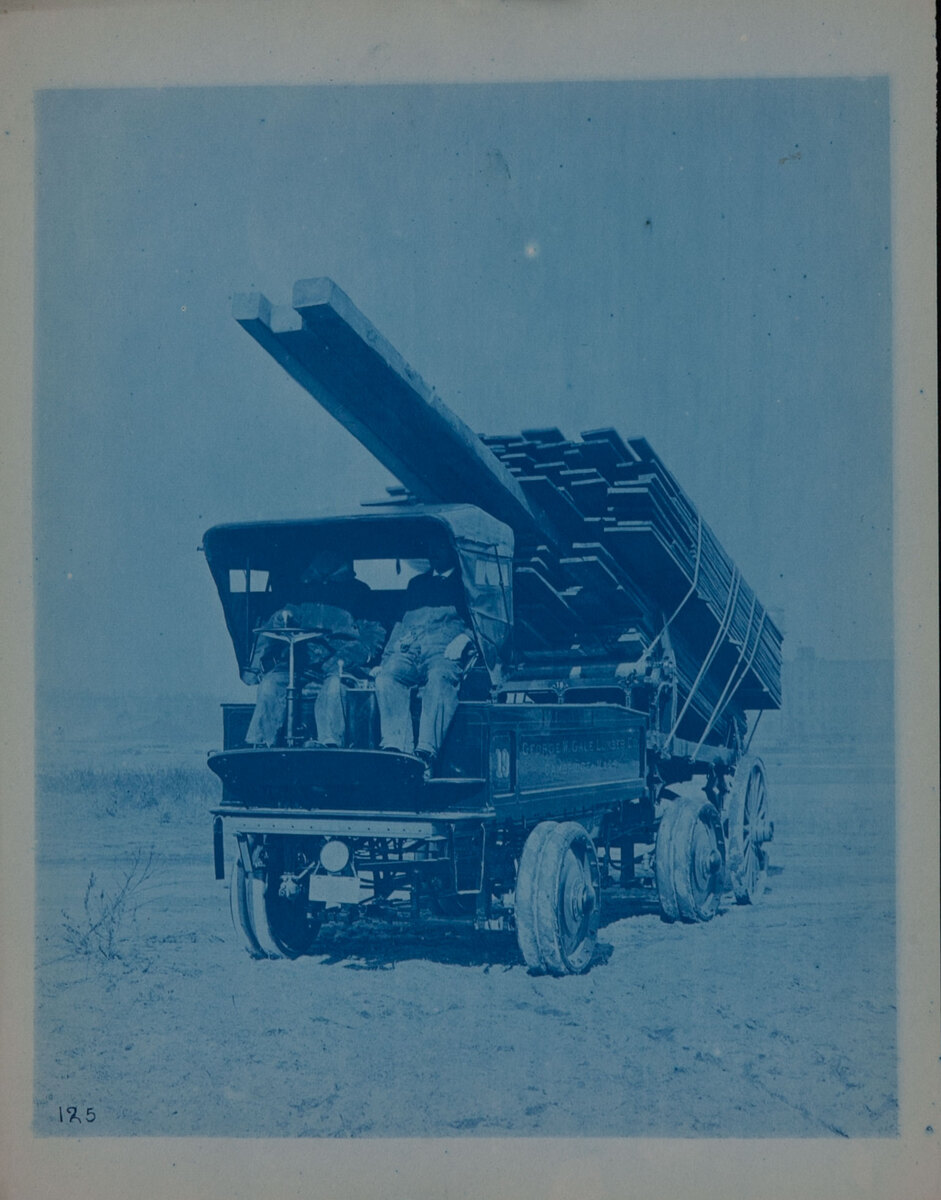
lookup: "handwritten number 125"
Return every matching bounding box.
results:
[59,1106,96,1123]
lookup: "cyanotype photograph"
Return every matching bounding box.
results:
[29,75,899,1142]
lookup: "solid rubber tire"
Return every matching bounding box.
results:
[514,821,558,971]
[515,821,600,975]
[656,797,723,923]
[229,858,265,957]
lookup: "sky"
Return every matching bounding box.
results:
[34,78,892,704]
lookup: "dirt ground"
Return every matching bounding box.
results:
[33,746,896,1139]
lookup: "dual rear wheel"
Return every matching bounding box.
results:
[655,796,725,922]
[654,757,771,922]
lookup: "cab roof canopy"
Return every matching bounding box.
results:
[203,505,512,571]
[203,504,514,678]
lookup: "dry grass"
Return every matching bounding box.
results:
[61,846,158,963]
[40,764,220,820]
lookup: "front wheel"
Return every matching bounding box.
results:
[230,855,264,957]
[229,839,323,958]
[515,821,600,976]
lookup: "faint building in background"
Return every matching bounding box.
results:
[775,647,894,750]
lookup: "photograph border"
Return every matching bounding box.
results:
[1,2,937,1197]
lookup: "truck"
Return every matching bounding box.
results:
[203,277,781,975]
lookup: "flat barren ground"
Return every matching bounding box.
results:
[34,746,896,1138]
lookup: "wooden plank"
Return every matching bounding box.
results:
[570,438,625,481]
[527,459,569,484]
[580,427,638,463]
[625,435,657,463]
[521,427,567,444]
[479,433,525,448]
[524,440,572,465]
[515,567,582,637]
[517,474,588,539]
[606,483,693,550]
[564,584,621,626]
[496,451,538,475]
[559,467,606,487]
[567,475,609,517]
[517,547,568,591]
[560,553,625,595]
[235,283,549,544]
[568,541,650,612]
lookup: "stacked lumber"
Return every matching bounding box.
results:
[234,279,781,752]
[482,428,783,735]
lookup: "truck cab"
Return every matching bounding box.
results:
[204,505,653,972]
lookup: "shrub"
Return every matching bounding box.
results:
[61,846,158,963]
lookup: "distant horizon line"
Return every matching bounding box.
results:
[35,654,895,698]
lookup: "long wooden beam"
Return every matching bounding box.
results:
[233,279,546,543]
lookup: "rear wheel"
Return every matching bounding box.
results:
[655,796,724,923]
[515,821,600,976]
[725,757,771,904]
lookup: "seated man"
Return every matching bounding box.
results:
[374,544,476,771]
[242,550,381,747]
[301,608,385,748]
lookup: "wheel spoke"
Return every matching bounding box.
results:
[727,758,770,905]
[558,847,594,955]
